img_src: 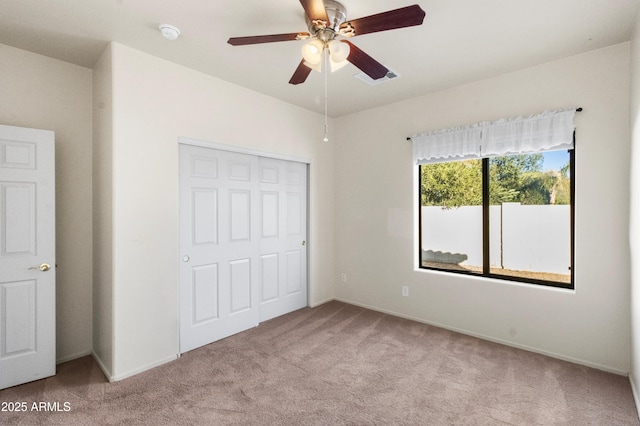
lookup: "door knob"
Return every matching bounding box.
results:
[29,263,51,272]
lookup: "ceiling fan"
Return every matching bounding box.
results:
[227,0,426,85]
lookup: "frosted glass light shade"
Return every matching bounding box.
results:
[330,57,349,72]
[328,40,350,72]
[302,39,325,65]
[328,40,349,63]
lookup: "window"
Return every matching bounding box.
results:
[419,149,573,288]
[411,108,577,289]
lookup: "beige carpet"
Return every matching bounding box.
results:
[1,301,638,425]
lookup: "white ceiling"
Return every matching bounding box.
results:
[1,0,638,117]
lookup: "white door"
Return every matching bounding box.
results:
[179,144,308,353]
[179,145,260,353]
[257,157,307,322]
[0,124,55,390]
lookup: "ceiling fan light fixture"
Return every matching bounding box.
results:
[329,57,349,72]
[301,39,325,65]
[328,40,349,62]
[227,2,426,87]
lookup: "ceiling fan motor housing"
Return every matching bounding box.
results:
[306,0,348,41]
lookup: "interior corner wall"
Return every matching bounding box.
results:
[334,42,632,373]
[0,43,93,364]
[92,43,114,377]
[629,10,640,405]
[106,42,334,380]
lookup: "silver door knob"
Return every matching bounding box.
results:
[29,263,51,272]
[182,256,190,262]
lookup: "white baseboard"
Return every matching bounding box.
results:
[91,351,113,382]
[109,355,179,382]
[630,374,640,422]
[56,350,92,365]
[309,296,334,308]
[334,297,629,376]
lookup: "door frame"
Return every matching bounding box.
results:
[177,137,311,352]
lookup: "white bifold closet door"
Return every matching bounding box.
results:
[179,144,307,354]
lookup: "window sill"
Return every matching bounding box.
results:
[415,265,575,291]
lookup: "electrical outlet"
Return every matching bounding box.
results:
[341,273,347,283]
[402,286,409,297]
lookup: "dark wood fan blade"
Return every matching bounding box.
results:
[289,60,313,85]
[299,0,329,23]
[339,4,425,36]
[228,32,310,46]
[342,41,388,80]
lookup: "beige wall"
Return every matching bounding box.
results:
[92,44,114,376]
[0,43,93,363]
[629,9,640,405]
[93,42,335,380]
[3,32,636,382]
[334,43,631,373]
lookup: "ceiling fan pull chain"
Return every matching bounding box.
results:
[323,48,329,142]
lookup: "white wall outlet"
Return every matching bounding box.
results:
[341,273,347,283]
[402,286,409,297]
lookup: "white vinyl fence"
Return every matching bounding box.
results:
[421,203,570,275]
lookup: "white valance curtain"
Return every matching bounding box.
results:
[410,108,576,165]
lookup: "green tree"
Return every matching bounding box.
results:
[420,160,482,208]
[552,161,571,204]
[518,171,557,204]
[421,153,570,208]
[489,153,544,205]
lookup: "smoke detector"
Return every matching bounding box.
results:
[159,24,180,41]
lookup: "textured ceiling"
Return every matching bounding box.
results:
[1,0,638,117]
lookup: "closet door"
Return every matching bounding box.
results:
[179,145,260,353]
[179,144,308,353]
[258,157,307,322]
